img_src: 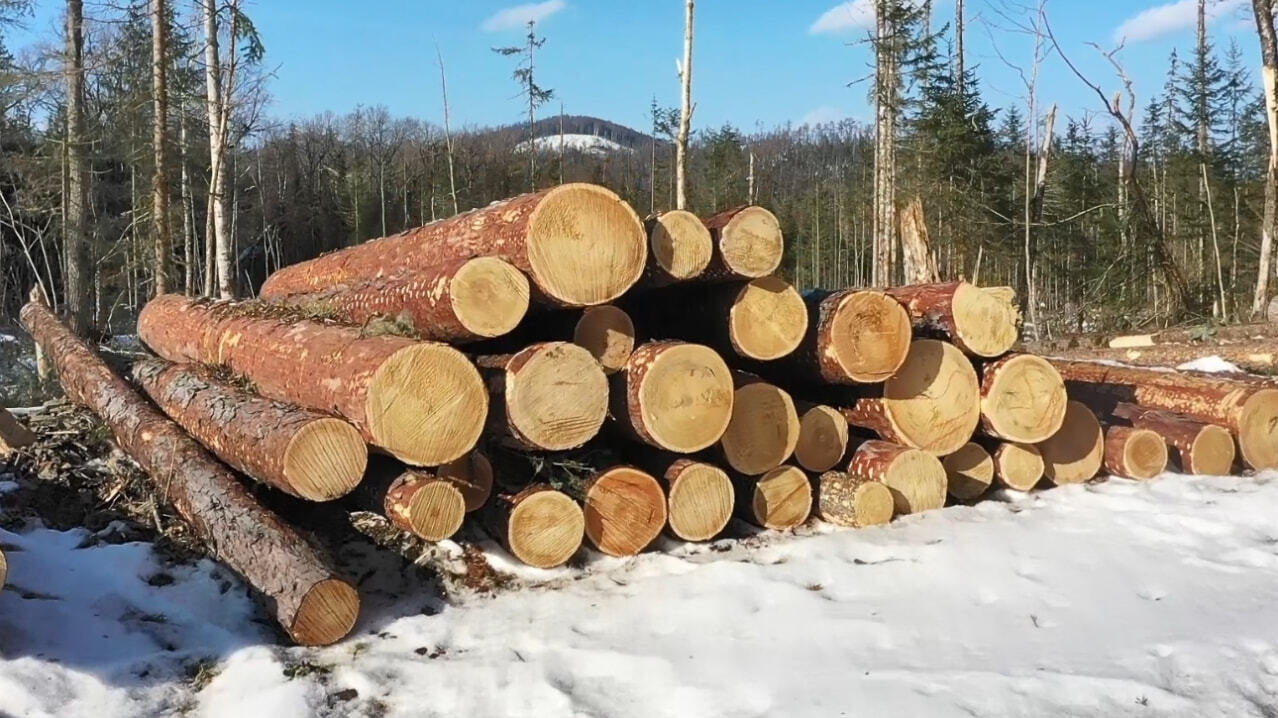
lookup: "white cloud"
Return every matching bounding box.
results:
[481,0,566,32]
[800,106,849,126]
[1112,0,1245,44]
[809,0,874,35]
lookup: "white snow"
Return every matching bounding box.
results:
[1177,356,1245,374]
[4,473,1278,717]
[515,133,630,155]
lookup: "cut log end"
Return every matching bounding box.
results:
[881,448,947,514]
[573,305,636,374]
[981,354,1068,443]
[647,209,713,280]
[851,481,895,527]
[722,381,800,475]
[728,277,808,361]
[507,489,585,568]
[1107,426,1168,480]
[402,478,467,541]
[289,578,361,647]
[1038,400,1104,485]
[943,442,994,501]
[635,343,735,453]
[747,465,812,530]
[1186,424,1236,475]
[526,183,647,306]
[815,472,895,528]
[584,467,668,557]
[951,282,1018,357]
[666,462,734,541]
[882,339,981,455]
[1238,388,1278,470]
[506,342,608,451]
[450,256,531,338]
[438,451,494,512]
[716,206,784,278]
[993,442,1045,492]
[826,290,912,383]
[282,418,368,502]
[795,405,849,473]
[366,342,487,466]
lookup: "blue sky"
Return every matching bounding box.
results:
[6,0,1265,134]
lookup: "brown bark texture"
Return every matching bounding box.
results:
[1112,402,1235,475]
[814,471,894,528]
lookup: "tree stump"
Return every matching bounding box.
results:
[942,442,994,501]
[641,209,713,286]
[734,465,812,530]
[885,281,1018,357]
[701,205,784,281]
[483,484,584,568]
[847,440,947,514]
[720,375,800,475]
[794,403,850,473]
[1112,403,1235,475]
[814,471,895,528]
[979,353,1068,443]
[1104,425,1169,480]
[477,342,609,451]
[1036,400,1104,485]
[610,341,735,453]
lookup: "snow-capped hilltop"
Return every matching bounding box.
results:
[488,115,654,154]
[515,133,632,155]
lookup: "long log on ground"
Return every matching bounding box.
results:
[21,292,358,646]
[352,460,466,542]
[1049,341,1278,373]
[571,465,668,557]
[133,359,367,501]
[813,471,895,528]
[1026,322,1278,352]
[260,183,648,307]
[846,439,947,514]
[983,440,1045,492]
[266,256,530,343]
[481,484,583,568]
[0,408,36,455]
[794,403,850,473]
[438,451,494,512]
[734,465,812,530]
[1036,400,1104,485]
[978,353,1068,443]
[700,205,784,281]
[840,339,981,455]
[476,342,608,451]
[942,442,995,501]
[623,447,734,541]
[1112,403,1235,475]
[782,289,912,384]
[640,210,712,287]
[885,281,1018,357]
[610,341,735,453]
[720,374,800,475]
[1048,358,1278,469]
[1103,425,1168,480]
[137,294,487,466]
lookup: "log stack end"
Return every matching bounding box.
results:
[526,183,648,306]
[290,578,361,647]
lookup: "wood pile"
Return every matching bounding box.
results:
[13,182,1274,646]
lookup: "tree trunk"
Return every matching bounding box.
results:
[942,441,994,501]
[475,342,608,452]
[782,289,912,385]
[846,439,946,515]
[978,353,1067,443]
[20,291,358,646]
[873,0,898,287]
[1049,341,1278,374]
[609,341,734,453]
[1252,0,1278,317]
[794,403,850,473]
[0,408,36,456]
[700,205,784,281]
[733,464,812,530]
[639,210,712,287]
[814,470,895,527]
[352,461,466,542]
[898,196,938,284]
[1036,399,1104,485]
[64,0,92,337]
[719,374,800,476]
[132,359,367,501]
[260,184,646,308]
[1103,425,1168,480]
[675,0,693,210]
[480,483,583,568]
[884,281,1018,357]
[136,294,487,466]
[151,0,173,295]
[1111,403,1236,475]
[203,0,234,299]
[179,108,196,295]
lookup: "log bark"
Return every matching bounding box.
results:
[352,461,466,542]
[782,289,912,384]
[700,205,784,281]
[481,483,583,568]
[137,294,487,466]
[1112,403,1235,475]
[0,408,36,456]
[260,183,647,307]
[133,359,367,502]
[983,440,1044,492]
[846,439,946,514]
[610,341,735,453]
[1103,425,1168,480]
[942,441,994,501]
[1048,358,1278,469]
[720,374,800,476]
[21,292,358,646]
[577,466,668,557]
[814,470,895,527]
[476,342,608,451]
[794,403,849,473]
[978,353,1068,443]
[1050,341,1278,373]
[1036,399,1104,485]
[733,465,812,530]
[884,281,1018,357]
[639,210,712,287]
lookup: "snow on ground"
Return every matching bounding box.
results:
[1177,356,1245,374]
[5,472,1278,717]
[515,134,631,155]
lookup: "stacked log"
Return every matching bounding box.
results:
[701,205,784,281]
[814,471,895,527]
[720,374,800,475]
[1112,403,1235,475]
[610,341,735,453]
[846,440,947,514]
[1103,426,1169,480]
[794,403,849,473]
[785,289,912,384]
[987,441,1046,492]
[641,210,713,287]
[439,451,495,512]
[942,442,995,501]
[477,342,609,451]
[482,484,584,568]
[1036,400,1104,485]
[354,463,467,542]
[575,466,668,557]
[626,449,734,541]
[734,465,812,530]
[978,353,1067,444]
[885,281,1018,358]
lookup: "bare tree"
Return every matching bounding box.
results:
[64,0,91,335]
[1251,0,1278,317]
[150,0,172,295]
[436,42,459,216]
[676,0,694,210]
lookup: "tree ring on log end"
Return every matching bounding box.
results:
[574,305,635,374]
[882,448,946,514]
[1038,400,1103,485]
[1238,389,1278,470]
[1122,428,1168,480]
[637,344,734,453]
[943,442,994,501]
[584,467,668,556]
[727,277,808,361]
[982,354,1068,443]
[828,290,912,383]
[853,482,895,527]
[666,461,733,541]
[283,418,368,502]
[366,343,487,466]
[526,183,647,306]
[951,282,1018,357]
[404,479,466,541]
[508,491,584,568]
[722,382,800,475]
[450,257,530,339]
[290,578,360,647]
[751,465,812,530]
[795,405,849,473]
[882,339,981,455]
[995,442,1044,492]
[1187,425,1236,475]
[439,452,494,512]
[718,206,783,278]
[649,209,712,280]
[507,343,608,451]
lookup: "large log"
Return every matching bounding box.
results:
[575,466,668,557]
[813,471,895,528]
[266,256,530,343]
[610,341,735,453]
[623,447,734,541]
[720,374,800,475]
[260,183,648,307]
[1050,341,1278,373]
[734,465,812,530]
[133,359,367,502]
[21,293,358,646]
[137,294,487,466]
[1112,403,1235,475]
[1103,425,1168,480]
[0,408,36,456]
[885,281,1018,357]
[1036,400,1104,485]
[482,483,584,568]
[786,289,912,384]
[978,353,1067,443]
[701,205,784,281]
[353,462,466,542]
[476,342,608,451]
[985,440,1045,492]
[640,210,712,287]
[840,339,981,456]
[942,441,995,501]
[794,403,850,473]
[1048,358,1278,469]
[846,439,946,514]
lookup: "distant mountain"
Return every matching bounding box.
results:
[487,115,657,153]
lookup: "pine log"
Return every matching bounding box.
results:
[785,289,912,384]
[734,465,812,530]
[439,451,494,512]
[978,353,1068,443]
[1103,425,1168,480]
[701,205,784,281]
[985,440,1045,491]
[1112,403,1235,475]
[1036,399,1104,485]
[260,183,648,307]
[640,210,712,286]
[576,466,668,556]
[137,294,487,466]
[482,483,584,568]
[840,339,981,455]
[21,292,358,646]
[846,439,947,514]
[353,462,466,542]
[942,441,995,501]
[720,374,800,475]
[573,305,636,373]
[266,256,530,343]
[1049,341,1278,373]
[813,471,895,528]
[610,341,735,453]
[133,359,366,501]
[621,446,734,541]
[476,342,608,451]
[794,403,850,473]
[885,281,1018,357]
[1048,358,1278,469]
[0,408,36,455]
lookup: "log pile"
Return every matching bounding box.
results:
[16,182,1275,646]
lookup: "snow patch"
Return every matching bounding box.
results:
[1176,356,1245,374]
[516,133,630,155]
